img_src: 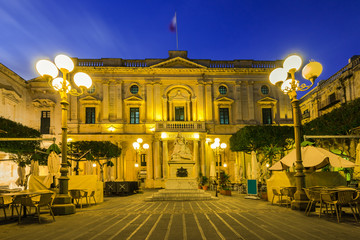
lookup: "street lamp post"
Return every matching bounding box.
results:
[36,54,92,215]
[133,138,149,191]
[211,138,227,197]
[269,54,322,210]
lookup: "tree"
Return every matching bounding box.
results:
[68,141,121,181]
[230,125,294,154]
[0,117,41,166]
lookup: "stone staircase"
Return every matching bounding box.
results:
[145,189,216,201]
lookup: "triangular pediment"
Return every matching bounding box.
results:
[150,57,206,69]
[257,97,278,105]
[214,96,234,104]
[124,95,144,102]
[79,96,101,104]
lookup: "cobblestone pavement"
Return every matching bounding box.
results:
[1,190,360,240]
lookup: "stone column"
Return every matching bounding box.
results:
[191,97,197,121]
[187,101,191,121]
[146,82,154,121]
[193,139,199,177]
[116,142,122,180]
[247,82,255,121]
[169,102,173,121]
[162,96,168,121]
[162,140,168,179]
[154,83,162,121]
[235,81,242,123]
[146,142,153,180]
[197,82,205,121]
[205,83,213,121]
[116,82,123,120]
[200,137,206,175]
[102,83,109,121]
[153,136,161,179]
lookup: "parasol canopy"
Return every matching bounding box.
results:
[270,146,357,171]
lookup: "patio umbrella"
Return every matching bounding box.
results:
[251,151,259,179]
[43,151,60,187]
[269,146,357,170]
[15,165,26,187]
[30,160,39,176]
[84,161,93,175]
[353,143,360,179]
[239,166,244,181]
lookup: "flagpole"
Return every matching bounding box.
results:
[175,12,179,50]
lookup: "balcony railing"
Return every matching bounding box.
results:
[156,121,206,132]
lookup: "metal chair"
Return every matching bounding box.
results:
[19,193,55,224]
[272,188,283,206]
[69,190,87,208]
[304,188,322,216]
[0,196,9,219]
[320,190,358,223]
[87,191,96,205]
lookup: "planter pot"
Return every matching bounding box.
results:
[198,186,202,189]
[202,186,208,191]
[220,190,231,196]
[261,192,268,201]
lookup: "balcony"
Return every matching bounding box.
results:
[156,121,206,132]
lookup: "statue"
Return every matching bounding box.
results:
[171,132,193,161]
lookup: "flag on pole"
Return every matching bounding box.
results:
[169,13,177,32]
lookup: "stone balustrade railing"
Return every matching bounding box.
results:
[156,121,206,132]
[75,58,280,69]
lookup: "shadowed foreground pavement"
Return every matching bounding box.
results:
[1,190,360,240]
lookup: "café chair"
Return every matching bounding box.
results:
[87,191,96,205]
[304,188,321,216]
[19,193,55,224]
[272,188,283,206]
[69,189,87,208]
[0,196,9,219]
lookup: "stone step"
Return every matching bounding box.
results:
[145,189,216,201]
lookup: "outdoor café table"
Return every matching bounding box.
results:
[2,190,54,218]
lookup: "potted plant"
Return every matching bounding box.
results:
[200,175,209,190]
[220,172,231,196]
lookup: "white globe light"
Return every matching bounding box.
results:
[92,163,96,167]
[143,143,149,149]
[133,142,140,150]
[269,68,287,85]
[54,54,74,73]
[137,138,143,143]
[211,143,216,149]
[220,143,227,149]
[214,142,220,148]
[214,138,220,143]
[135,163,139,168]
[302,61,323,80]
[74,72,92,88]
[223,163,228,167]
[36,60,59,78]
[51,77,63,91]
[283,55,302,72]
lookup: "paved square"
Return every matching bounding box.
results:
[1,190,360,240]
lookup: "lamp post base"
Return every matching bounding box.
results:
[51,194,76,215]
[290,191,309,211]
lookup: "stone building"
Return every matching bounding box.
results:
[299,55,360,124]
[0,50,293,188]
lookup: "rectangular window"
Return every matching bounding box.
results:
[262,108,272,125]
[130,108,140,124]
[219,108,229,124]
[175,107,185,121]
[329,93,336,103]
[86,107,96,124]
[140,154,146,167]
[40,111,50,134]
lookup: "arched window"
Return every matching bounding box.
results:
[219,86,227,95]
[130,85,139,94]
[261,85,269,95]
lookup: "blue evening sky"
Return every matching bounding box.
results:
[0,0,359,96]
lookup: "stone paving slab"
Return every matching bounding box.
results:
[1,190,360,239]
